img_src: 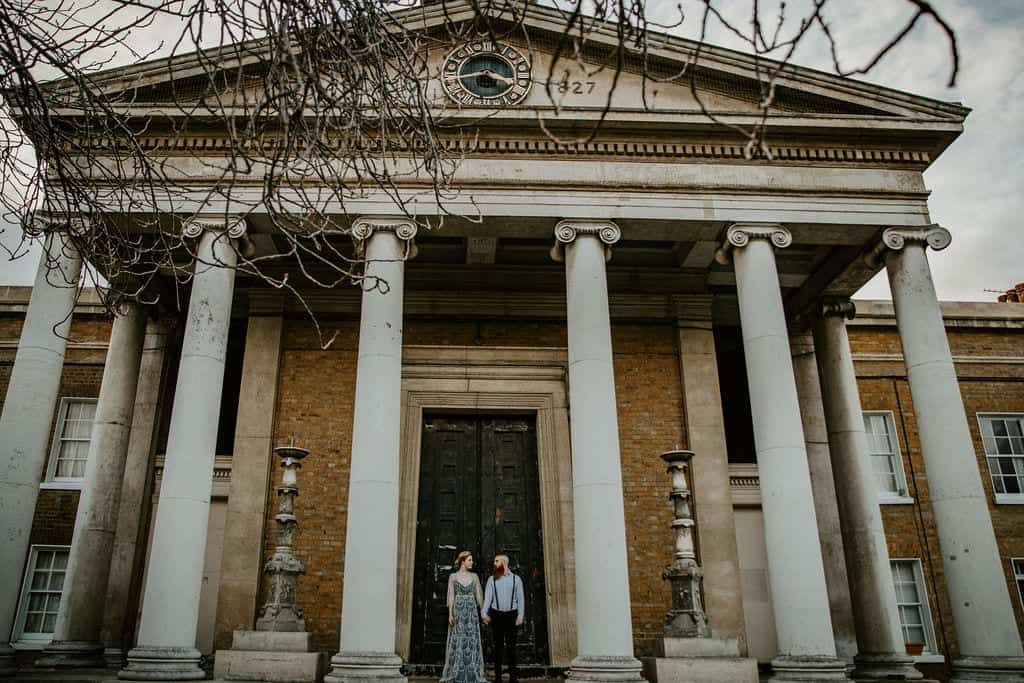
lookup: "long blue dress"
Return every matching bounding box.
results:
[440,573,487,683]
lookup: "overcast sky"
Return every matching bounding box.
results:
[0,0,1020,300]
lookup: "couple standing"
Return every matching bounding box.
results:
[442,551,525,683]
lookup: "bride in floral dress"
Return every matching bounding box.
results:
[440,551,487,683]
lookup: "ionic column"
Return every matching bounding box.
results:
[812,299,922,681]
[871,227,1024,682]
[0,225,83,675]
[552,220,643,683]
[789,331,858,663]
[101,318,175,668]
[38,301,148,668]
[325,216,417,683]
[119,216,244,681]
[714,224,847,682]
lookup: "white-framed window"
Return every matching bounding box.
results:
[11,545,69,647]
[42,397,97,490]
[1012,558,1024,613]
[863,411,913,503]
[890,559,940,660]
[978,414,1024,504]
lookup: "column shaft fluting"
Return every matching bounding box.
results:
[39,302,148,668]
[718,224,846,681]
[326,218,415,683]
[813,306,921,680]
[0,229,83,673]
[881,228,1024,679]
[555,220,642,683]
[120,222,240,681]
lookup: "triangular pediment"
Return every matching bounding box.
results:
[50,0,967,128]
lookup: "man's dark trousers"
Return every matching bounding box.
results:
[488,608,518,683]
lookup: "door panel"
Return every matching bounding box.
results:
[412,414,548,665]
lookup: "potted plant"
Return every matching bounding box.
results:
[905,642,925,656]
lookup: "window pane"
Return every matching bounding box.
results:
[24,613,43,633]
[891,560,933,652]
[71,456,87,478]
[42,613,57,633]
[52,552,67,570]
[48,571,64,591]
[27,593,47,612]
[37,551,54,569]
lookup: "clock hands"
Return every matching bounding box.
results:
[458,69,514,86]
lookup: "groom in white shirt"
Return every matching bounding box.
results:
[481,553,525,683]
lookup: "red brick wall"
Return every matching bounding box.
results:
[614,324,683,656]
[263,317,684,656]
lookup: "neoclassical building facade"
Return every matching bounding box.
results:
[1,3,1023,683]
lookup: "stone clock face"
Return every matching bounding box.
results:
[442,41,532,107]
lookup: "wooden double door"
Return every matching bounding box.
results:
[411,413,549,666]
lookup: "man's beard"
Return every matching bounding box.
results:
[492,563,506,579]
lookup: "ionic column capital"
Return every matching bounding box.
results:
[865,224,951,267]
[182,215,247,240]
[350,215,418,259]
[819,297,857,321]
[714,223,792,265]
[550,219,621,263]
[24,212,91,237]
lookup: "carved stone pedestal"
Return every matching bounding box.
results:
[213,446,324,682]
[214,631,326,683]
[641,451,758,683]
[643,638,758,683]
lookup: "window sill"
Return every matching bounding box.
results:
[39,481,83,491]
[994,493,1024,505]
[11,640,49,651]
[880,495,915,505]
[913,654,944,664]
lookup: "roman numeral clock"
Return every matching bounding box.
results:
[442,41,532,107]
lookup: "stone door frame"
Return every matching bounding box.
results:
[396,345,576,667]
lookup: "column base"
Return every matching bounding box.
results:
[567,655,645,683]
[770,655,849,681]
[118,646,205,680]
[851,653,923,680]
[0,643,16,676]
[104,648,126,670]
[950,656,1024,682]
[35,640,107,669]
[323,652,405,683]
